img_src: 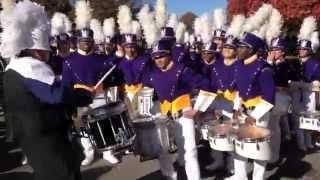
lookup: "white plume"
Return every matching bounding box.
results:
[0,0,16,28]
[117,5,132,34]
[1,0,48,58]
[213,8,226,30]
[64,15,72,33]
[51,13,65,36]
[175,22,186,43]
[311,31,319,52]
[242,3,273,33]
[144,21,160,48]
[167,13,178,31]
[90,18,104,44]
[137,4,151,25]
[132,20,141,36]
[75,0,92,30]
[298,16,317,41]
[138,4,159,47]
[226,14,246,38]
[103,17,115,38]
[189,34,195,45]
[255,22,268,39]
[155,0,167,29]
[200,13,212,44]
[184,31,190,44]
[1,0,15,15]
[193,17,202,36]
[265,8,284,45]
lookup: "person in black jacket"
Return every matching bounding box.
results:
[1,1,85,179]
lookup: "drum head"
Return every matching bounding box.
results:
[237,126,270,141]
[209,121,234,137]
[90,102,127,121]
[133,116,169,127]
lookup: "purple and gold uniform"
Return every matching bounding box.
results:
[62,51,111,106]
[117,54,150,96]
[144,63,209,116]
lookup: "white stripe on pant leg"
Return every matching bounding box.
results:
[253,160,267,180]
[232,155,248,180]
[174,120,185,166]
[177,117,200,180]
[158,151,176,178]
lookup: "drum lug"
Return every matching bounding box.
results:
[241,141,244,150]
[213,138,216,145]
[256,142,260,151]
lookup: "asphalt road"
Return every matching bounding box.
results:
[0,116,320,180]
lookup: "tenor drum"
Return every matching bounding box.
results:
[299,111,320,131]
[234,126,271,161]
[137,87,154,116]
[84,102,135,151]
[132,116,174,160]
[208,121,236,152]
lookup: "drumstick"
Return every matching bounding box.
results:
[94,65,117,90]
[222,110,247,122]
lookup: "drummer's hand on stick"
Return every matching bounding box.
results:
[183,109,198,119]
[245,116,256,126]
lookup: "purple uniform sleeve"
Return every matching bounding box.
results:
[180,67,211,92]
[258,67,275,104]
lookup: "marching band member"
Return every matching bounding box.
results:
[212,9,227,53]
[115,5,151,117]
[62,0,118,166]
[267,37,292,164]
[90,17,122,164]
[48,13,72,77]
[103,18,117,56]
[264,8,291,165]
[226,32,276,180]
[143,39,211,180]
[290,16,320,151]
[193,35,239,173]
[2,1,81,179]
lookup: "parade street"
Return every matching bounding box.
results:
[1,116,319,180]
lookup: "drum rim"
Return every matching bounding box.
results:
[235,136,270,143]
[236,126,271,142]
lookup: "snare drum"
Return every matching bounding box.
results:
[132,116,174,160]
[84,102,135,151]
[235,126,271,161]
[299,111,320,131]
[208,121,236,152]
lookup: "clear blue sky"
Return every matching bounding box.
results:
[166,0,228,16]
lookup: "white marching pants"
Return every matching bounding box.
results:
[269,91,291,163]
[229,113,270,180]
[158,117,201,180]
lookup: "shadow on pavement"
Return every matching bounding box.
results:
[267,140,312,180]
[0,120,23,173]
[82,166,113,180]
[0,172,33,180]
